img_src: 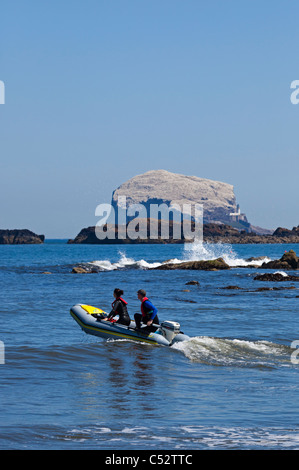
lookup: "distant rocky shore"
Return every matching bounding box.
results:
[67,223,299,245]
[0,229,44,244]
[1,223,298,248]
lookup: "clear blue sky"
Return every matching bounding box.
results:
[1,0,298,238]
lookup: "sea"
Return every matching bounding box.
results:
[1,240,299,451]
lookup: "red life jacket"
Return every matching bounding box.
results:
[140,296,149,317]
[112,297,128,309]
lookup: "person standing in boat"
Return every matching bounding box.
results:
[104,288,131,326]
[134,289,159,333]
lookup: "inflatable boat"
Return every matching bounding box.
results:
[70,304,190,346]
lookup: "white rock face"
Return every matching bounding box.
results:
[112,170,239,224]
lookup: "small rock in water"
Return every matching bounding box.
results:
[222,285,241,290]
[72,266,90,273]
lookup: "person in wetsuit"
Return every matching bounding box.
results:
[104,288,131,326]
[134,289,159,333]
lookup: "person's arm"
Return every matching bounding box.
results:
[143,300,158,323]
[108,300,120,320]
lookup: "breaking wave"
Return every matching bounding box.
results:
[183,242,271,267]
[86,253,162,271]
[84,242,271,271]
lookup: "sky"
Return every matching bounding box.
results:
[1,0,298,238]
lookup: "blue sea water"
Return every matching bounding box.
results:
[0,240,299,450]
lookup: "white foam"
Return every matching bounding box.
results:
[88,252,162,271]
[171,336,290,367]
[183,241,271,267]
[274,271,288,277]
[87,243,272,271]
[67,425,299,449]
[88,260,116,271]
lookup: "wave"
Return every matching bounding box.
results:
[183,242,271,267]
[171,336,293,368]
[7,422,299,449]
[85,243,271,271]
[86,253,162,271]
[63,423,299,449]
[274,271,289,277]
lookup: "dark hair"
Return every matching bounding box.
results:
[137,289,146,297]
[114,288,124,297]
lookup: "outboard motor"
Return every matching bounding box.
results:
[161,321,181,344]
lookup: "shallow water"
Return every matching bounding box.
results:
[1,241,299,449]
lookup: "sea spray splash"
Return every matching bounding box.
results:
[183,241,234,262]
[87,251,162,271]
[183,241,271,267]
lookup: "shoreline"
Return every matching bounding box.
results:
[2,238,299,246]
[1,224,299,245]
[67,223,299,245]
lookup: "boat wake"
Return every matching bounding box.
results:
[171,336,293,368]
[85,243,271,272]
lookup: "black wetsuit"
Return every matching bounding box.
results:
[108,297,131,326]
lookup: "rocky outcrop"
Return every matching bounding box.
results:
[272,226,299,238]
[153,258,230,271]
[68,222,187,244]
[112,169,249,228]
[266,226,299,243]
[261,250,299,270]
[254,272,299,282]
[0,229,44,244]
[68,170,299,244]
[68,226,105,244]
